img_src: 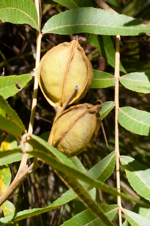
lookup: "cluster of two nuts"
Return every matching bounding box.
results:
[37,39,101,157]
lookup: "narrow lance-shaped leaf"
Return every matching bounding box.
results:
[0,74,32,99]
[120,156,150,201]
[0,95,25,137]
[0,149,147,225]
[56,169,114,226]
[26,141,150,208]
[0,135,24,166]
[120,72,150,93]
[124,209,150,226]
[100,101,115,120]
[87,34,126,73]
[0,96,25,130]
[0,149,33,166]
[0,155,15,218]
[61,205,118,226]
[119,107,150,136]
[52,0,94,8]
[92,70,116,88]
[42,8,150,35]
[0,0,38,30]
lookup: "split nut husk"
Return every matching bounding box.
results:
[37,39,94,108]
[48,103,101,157]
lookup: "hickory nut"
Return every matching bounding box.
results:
[37,39,94,109]
[48,103,101,157]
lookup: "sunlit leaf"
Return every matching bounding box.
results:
[100,101,115,120]
[91,70,116,88]
[119,107,150,136]
[120,156,150,201]
[135,206,150,220]
[0,0,38,30]
[42,8,150,35]
[0,74,32,99]
[120,72,150,93]
[86,152,115,186]
[124,209,150,226]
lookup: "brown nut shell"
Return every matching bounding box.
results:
[37,40,94,108]
[48,103,101,157]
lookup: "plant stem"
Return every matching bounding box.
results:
[95,1,122,223]
[16,0,42,175]
[114,35,122,226]
[0,0,42,205]
[95,0,117,14]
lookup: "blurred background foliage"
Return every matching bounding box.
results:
[0,0,150,225]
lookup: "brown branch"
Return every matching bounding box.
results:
[95,0,118,14]
[0,0,42,206]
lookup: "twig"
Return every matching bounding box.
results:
[95,0,117,14]
[0,0,42,205]
[114,35,122,226]
[95,1,122,224]
[0,164,34,205]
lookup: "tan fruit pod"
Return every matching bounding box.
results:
[48,103,101,157]
[37,39,94,109]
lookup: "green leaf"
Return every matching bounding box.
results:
[0,96,25,137]
[108,0,120,8]
[123,220,129,226]
[0,0,38,30]
[0,165,15,218]
[120,156,150,201]
[0,149,33,166]
[91,70,116,88]
[0,134,18,150]
[86,152,116,187]
[53,0,94,8]
[27,135,150,207]
[71,156,87,173]
[87,35,126,73]
[0,116,24,137]
[1,200,15,217]
[0,74,32,99]
[135,206,150,220]
[119,107,150,136]
[61,205,118,226]
[0,165,11,195]
[0,189,77,225]
[102,36,126,73]
[120,72,150,93]
[42,8,150,35]
[100,101,115,120]
[57,170,114,226]
[124,209,150,226]
[0,149,147,225]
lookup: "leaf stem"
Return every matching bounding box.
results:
[114,35,122,226]
[0,0,42,205]
[95,1,122,224]
[16,0,42,175]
